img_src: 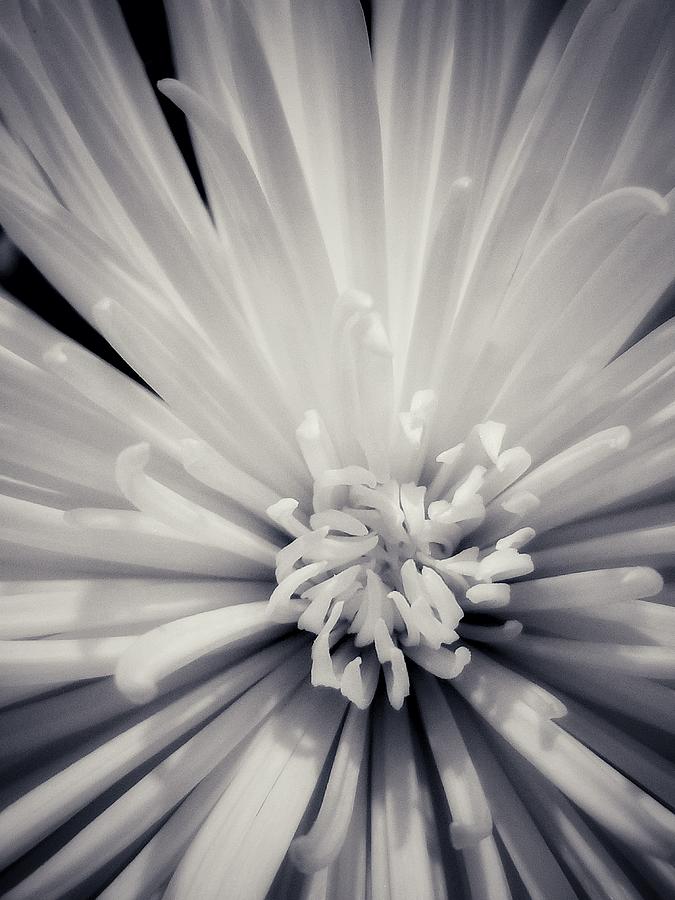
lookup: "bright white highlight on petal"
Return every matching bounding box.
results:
[113,600,286,703]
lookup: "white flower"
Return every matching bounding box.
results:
[1,0,674,897]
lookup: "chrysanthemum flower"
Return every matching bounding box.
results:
[1,0,674,897]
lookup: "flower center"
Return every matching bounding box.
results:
[267,410,535,709]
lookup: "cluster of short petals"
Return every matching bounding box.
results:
[268,402,534,708]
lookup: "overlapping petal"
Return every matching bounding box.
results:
[0,1,674,898]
